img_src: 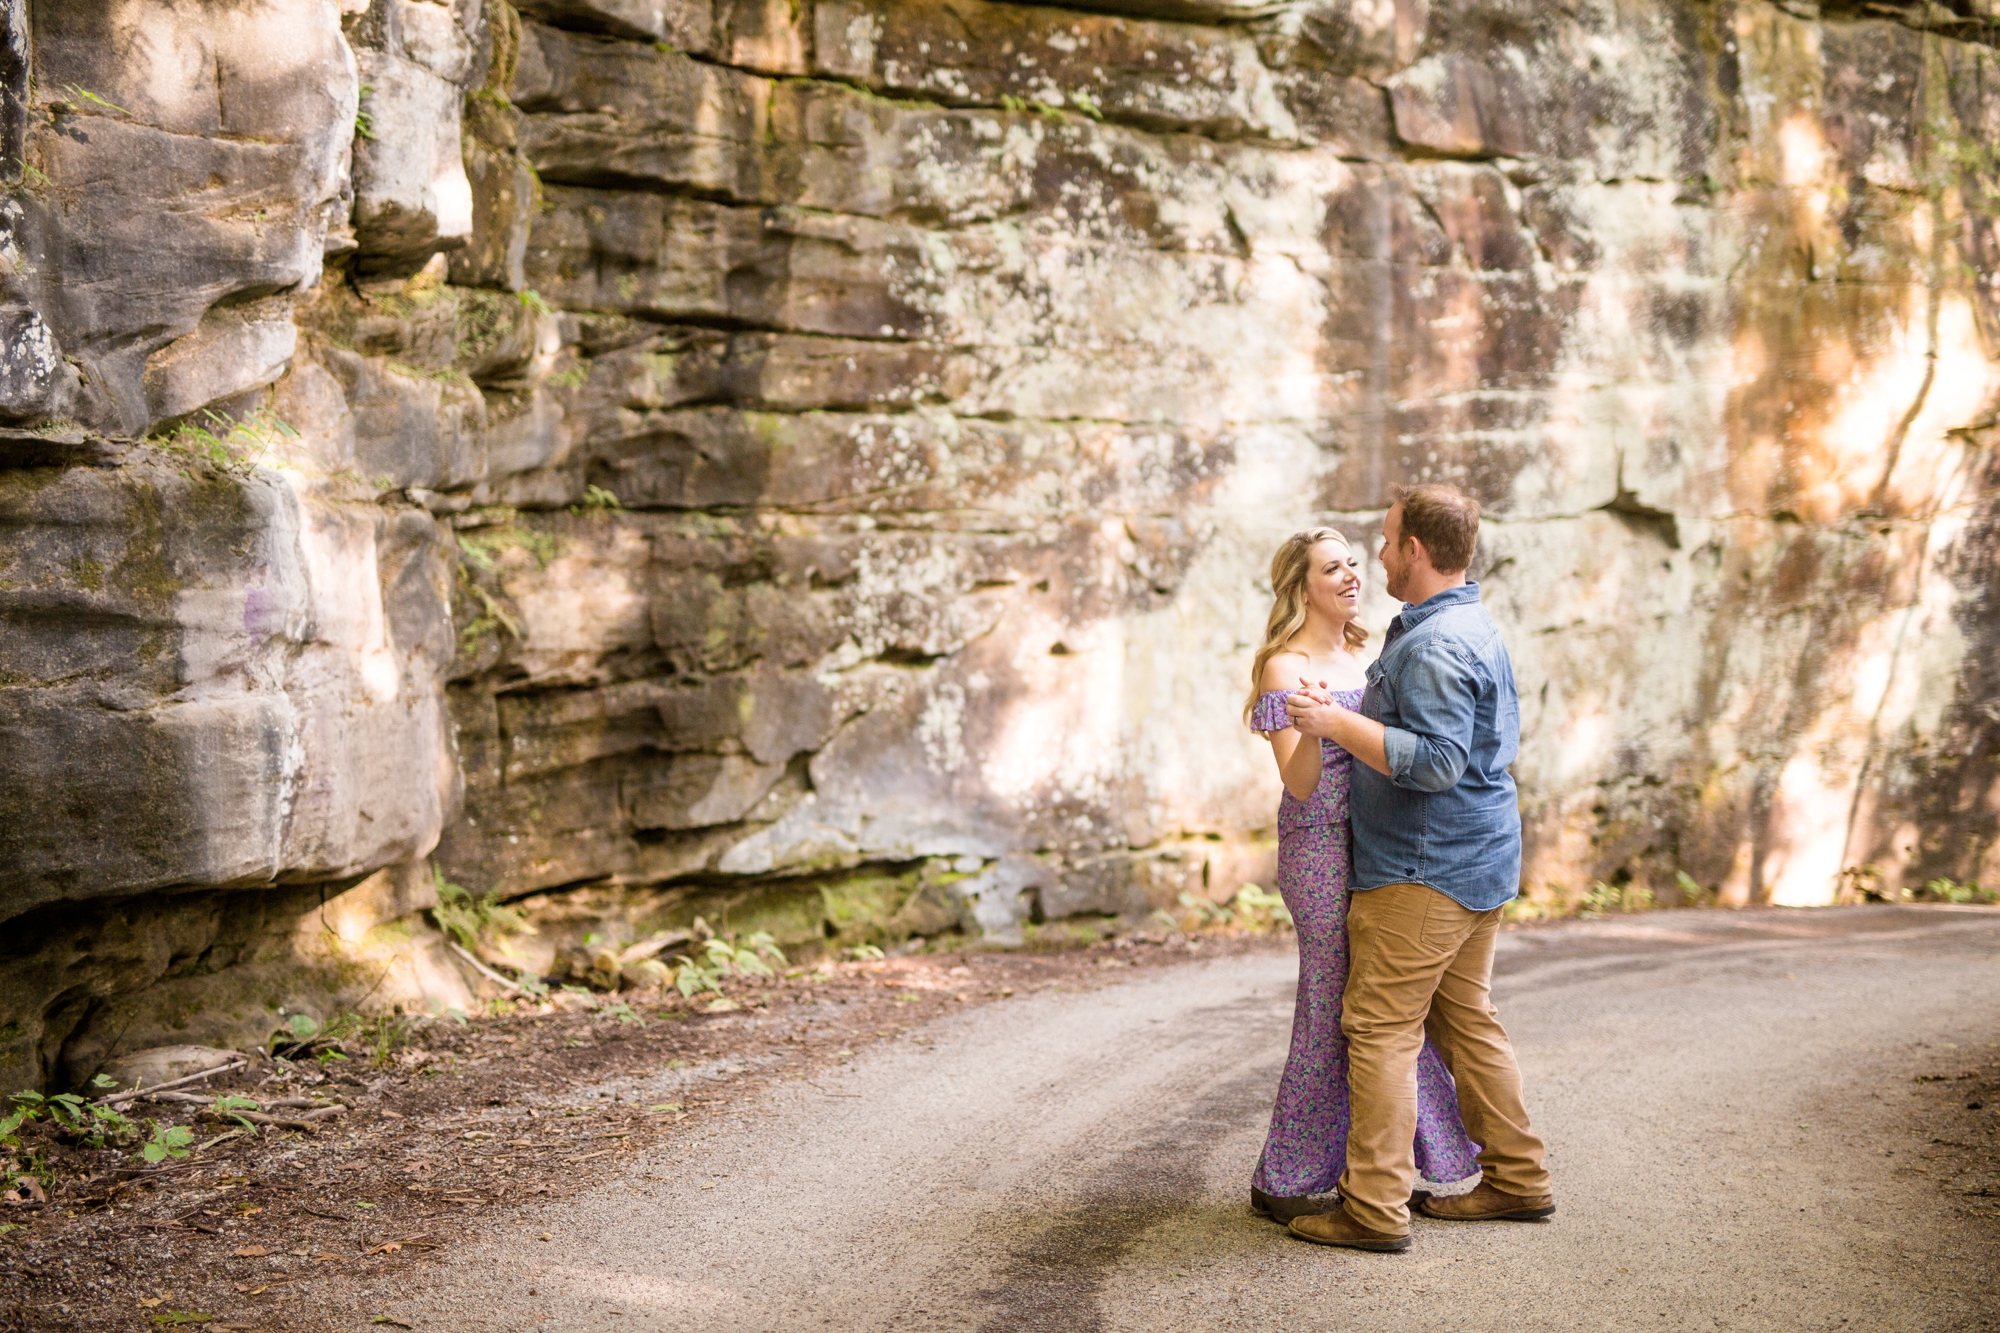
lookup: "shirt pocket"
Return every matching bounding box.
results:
[1362,658,1391,720]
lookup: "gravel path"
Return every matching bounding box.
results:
[371,905,2000,1332]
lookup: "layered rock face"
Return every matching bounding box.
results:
[1,0,1997,1090]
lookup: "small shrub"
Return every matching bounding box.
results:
[1919,877,1994,904]
[1231,883,1292,931]
[1581,881,1654,915]
[140,1122,195,1164]
[429,864,528,951]
[151,408,298,476]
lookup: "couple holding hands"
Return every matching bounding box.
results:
[1243,483,1554,1253]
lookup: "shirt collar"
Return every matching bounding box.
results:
[1389,581,1481,636]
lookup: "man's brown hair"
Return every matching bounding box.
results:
[1391,483,1480,573]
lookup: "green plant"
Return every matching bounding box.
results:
[1920,877,1994,904]
[458,522,561,573]
[151,408,298,476]
[671,954,725,997]
[1069,90,1103,121]
[844,943,887,962]
[1675,871,1711,906]
[518,289,554,316]
[0,1097,35,1149]
[577,484,621,511]
[999,93,1064,119]
[1581,881,1656,915]
[355,83,377,140]
[670,931,787,995]
[545,364,590,390]
[61,84,128,115]
[1231,883,1292,931]
[212,1095,261,1132]
[1176,891,1233,929]
[429,864,528,951]
[141,1122,195,1164]
[605,1001,644,1026]
[4,1089,141,1152]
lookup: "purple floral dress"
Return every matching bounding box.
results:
[1250,688,1480,1198]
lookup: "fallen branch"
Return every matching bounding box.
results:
[446,941,527,994]
[203,1105,347,1134]
[138,1091,331,1111]
[193,1129,254,1156]
[96,1059,249,1107]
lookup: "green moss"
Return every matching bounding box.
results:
[458,517,563,572]
[387,359,477,389]
[820,870,922,944]
[454,288,519,365]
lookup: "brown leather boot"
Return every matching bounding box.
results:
[1286,1204,1411,1252]
[1418,1180,1555,1221]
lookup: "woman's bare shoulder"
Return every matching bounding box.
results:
[1260,652,1309,694]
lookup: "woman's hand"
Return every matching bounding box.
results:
[1284,684,1392,777]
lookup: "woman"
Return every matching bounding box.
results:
[1244,527,1479,1223]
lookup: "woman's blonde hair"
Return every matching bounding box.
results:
[1244,527,1369,721]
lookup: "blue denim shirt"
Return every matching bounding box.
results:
[1350,582,1522,911]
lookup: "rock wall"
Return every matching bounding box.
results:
[2,0,1997,1090]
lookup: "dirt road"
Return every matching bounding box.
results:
[370,906,2000,1332]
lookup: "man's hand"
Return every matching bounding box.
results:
[1285,679,1341,740]
[1283,676,1393,777]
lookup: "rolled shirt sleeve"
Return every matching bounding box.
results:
[1380,643,1478,793]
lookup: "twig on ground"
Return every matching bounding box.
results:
[96,1059,249,1107]
[228,1105,345,1132]
[446,941,527,994]
[138,1091,331,1111]
[193,1129,254,1156]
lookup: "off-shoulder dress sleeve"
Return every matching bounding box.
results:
[1250,689,1293,733]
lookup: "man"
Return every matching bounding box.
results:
[1281,483,1553,1253]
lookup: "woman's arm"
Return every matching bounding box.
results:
[1258,659,1323,800]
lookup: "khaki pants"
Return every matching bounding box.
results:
[1338,882,1551,1235]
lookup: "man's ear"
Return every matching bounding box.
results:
[1403,533,1431,572]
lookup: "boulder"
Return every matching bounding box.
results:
[95,1045,245,1094]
